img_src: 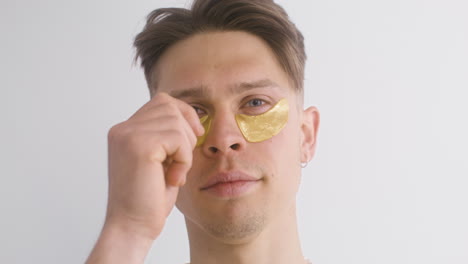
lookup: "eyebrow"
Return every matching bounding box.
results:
[169,85,210,100]
[231,79,280,95]
[169,79,281,100]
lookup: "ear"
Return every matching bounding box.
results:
[300,106,320,163]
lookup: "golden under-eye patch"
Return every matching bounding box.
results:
[195,98,289,146]
[235,98,289,142]
[196,115,212,147]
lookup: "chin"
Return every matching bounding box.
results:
[200,209,266,244]
[180,198,269,244]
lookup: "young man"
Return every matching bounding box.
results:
[87,0,319,263]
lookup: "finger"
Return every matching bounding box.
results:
[156,130,193,186]
[131,93,204,137]
[166,161,190,186]
[131,115,198,150]
[153,92,205,136]
[170,97,205,137]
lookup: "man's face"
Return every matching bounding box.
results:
[156,31,309,242]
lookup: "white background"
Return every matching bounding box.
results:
[1,0,467,263]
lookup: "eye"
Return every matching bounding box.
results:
[242,98,271,115]
[192,105,207,117]
[246,98,266,108]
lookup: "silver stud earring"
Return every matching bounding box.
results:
[301,161,309,168]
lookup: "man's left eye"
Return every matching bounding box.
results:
[246,99,265,107]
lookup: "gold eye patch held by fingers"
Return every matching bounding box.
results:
[196,98,289,146]
[196,115,212,146]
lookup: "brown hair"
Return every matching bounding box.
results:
[134,0,306,96]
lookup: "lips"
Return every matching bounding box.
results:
[200,171,261,198]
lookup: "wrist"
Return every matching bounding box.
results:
[104,216,158,242]
[86,219,155,264]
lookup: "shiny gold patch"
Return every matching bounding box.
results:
[195,98,289,146]
[235,98,289,142]
[196,115,212,147]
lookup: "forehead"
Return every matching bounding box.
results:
[154,31,292,97]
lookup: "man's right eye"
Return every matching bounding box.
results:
[192,106,207,117]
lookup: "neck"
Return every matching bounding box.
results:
[185,205,305,264]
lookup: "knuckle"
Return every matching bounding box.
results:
[162,112,179,123]
[147,144,166,163]
[164,103,179,116]
[153,92,172,104]
[151,101,180,120]
[109,122,140,147]
[159,110,184,127]
[168,128,185,140]
[108,122,124,142]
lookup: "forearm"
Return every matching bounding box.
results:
[86,221,154,264]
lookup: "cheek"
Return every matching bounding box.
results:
[266,121,302,185]
[270,121,301,163]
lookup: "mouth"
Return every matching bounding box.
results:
[200,171,261,198]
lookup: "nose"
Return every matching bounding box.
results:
[202,111,246,156]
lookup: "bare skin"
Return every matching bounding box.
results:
[86,94,204,263]
[87,31,319,264]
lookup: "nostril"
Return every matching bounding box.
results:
[230,143,240,150]
[209,146,218,153]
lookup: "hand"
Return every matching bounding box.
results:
[86,92,204,264]
[105,92,204,239]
